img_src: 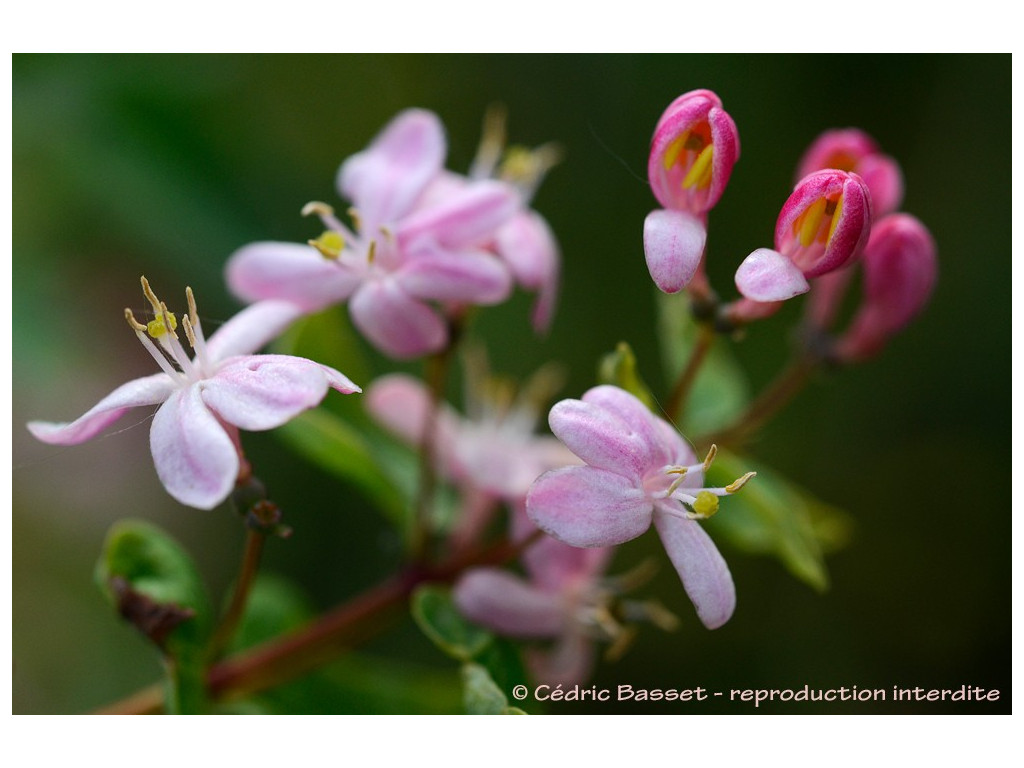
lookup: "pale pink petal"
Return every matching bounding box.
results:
[734,248,810,302]
[364,373,459,463]
[150,386,239,510]
[201,355,357,432]
[643,209,707,294]
[548,397,655,479]
[527,466,652,547]
[523,534,613,593]
[28,373,176,445]
[205,300,307,362]
[579,385,667,465]
[527,629,596,687]
[396,244,512,305]
[494,211,560,332]
[653,505,735,629]
[225,241,360,311]
[454,568,566,638]
[348,279,447,359]
[337,109,446,228]
[398,180,518,250]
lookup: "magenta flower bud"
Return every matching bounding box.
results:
[775,169,873,278]
[648,89,740,215]
[834,213,937,362]
[796,128,904,217]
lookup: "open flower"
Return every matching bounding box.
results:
[526,386,753,629]
[28,277,360,509]
[643,89,740,294]
[226,109,517,359]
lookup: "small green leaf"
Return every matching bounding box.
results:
[598,341,656,410]
[657,291,749,435]
[95,519,213,713]
[462,662,512,715]
[705,450,852,592]
[411,585,493,662]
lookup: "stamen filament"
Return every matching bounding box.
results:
[185,287,211,374]
[126,309,183,380]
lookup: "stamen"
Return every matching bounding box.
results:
[663,133,687,171]
[797,197,828,248]
[682,143,714,190]
[301,201,335,218]
[691,490,720,519]
[826,193,843,244]
[470,103,507,179]
[182,314,197,348]
[125,308,181,379]
[308,230,345,260]
[184,287,211,373]
[702,443,718,472]
[367,239,377,264]
[140,276,162,314]
[725,471,757,494]
[124,308,147,333]
[347,207,362,232]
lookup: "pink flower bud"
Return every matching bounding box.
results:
[775,169,873,278]
[834,213,937,362]
[796,128,904,217]
[648,89,740,215]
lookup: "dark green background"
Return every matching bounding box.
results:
[12,54,1010,713]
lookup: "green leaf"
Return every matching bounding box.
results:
[274,306,373,391]
[275,409,411,533]
[462,662,518,715]
[411,584,494,662]
[598,341,656,410]
[705,450,852,592]
[656,291,749,435]
[94,519,213,713]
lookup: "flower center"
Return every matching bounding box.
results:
[124,276,211,383]
[651,444,756,520]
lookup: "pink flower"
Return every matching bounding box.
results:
[833,213,938,362]
[733,169,872,307]
[796,128,904,217]
[28,278,360,510]
[643,89,740,294]
[226,109,517,359]
[455,536,613,686]
[526,386,753,629]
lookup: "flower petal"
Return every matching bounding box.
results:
[580,385,683,467]
[653,506,735,629]
[527,465,652,547]
[398,180,518,250]
[201,355,356,432]
[454,568,566,638]
[494,211,560,333]
[337,109,446,229]
[643,209,707,294]
[396,243,512,305]
[548,396,655,479]
[225,241,360,311]
[150,386,239,510]
[364,373,459,464]
[28,373,175,445]
[527,628,596,687]
[205,300,306,362]
[734,248,810,302]
[348,279,447,359]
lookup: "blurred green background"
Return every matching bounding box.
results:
[12,54,1010,713]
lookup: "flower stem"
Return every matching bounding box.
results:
[206,528,266,662]
[664,321,715,425]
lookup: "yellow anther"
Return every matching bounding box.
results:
[140,276,162,313]
[185,286,199,327]
[367,239,377,264]
[725,471,757,494]
[663,134,687,171]
[692,490,720,519]
[797,197,828,248]
[301,200,335,218]
[702,444,718,472]
[308,230,345,260]
[124,308,147,333]
[682,143,714,190]
[181,314,197,348]
[666,466,689,476]
[826,193,843,245]
[347,207,362,232]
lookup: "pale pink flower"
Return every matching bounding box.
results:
[28,278,359,510]
[526,386,753,629]
[226,109,517,359]
[643,89,740,294]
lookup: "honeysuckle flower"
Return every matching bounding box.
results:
[832,213,937,362]
[526,385,753,629]
[644,89,740,294]
[366,363,576,546]
[28,278,360,510]
[226,109,518,359]
[732,169,872,316]
[796,128,904,217]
